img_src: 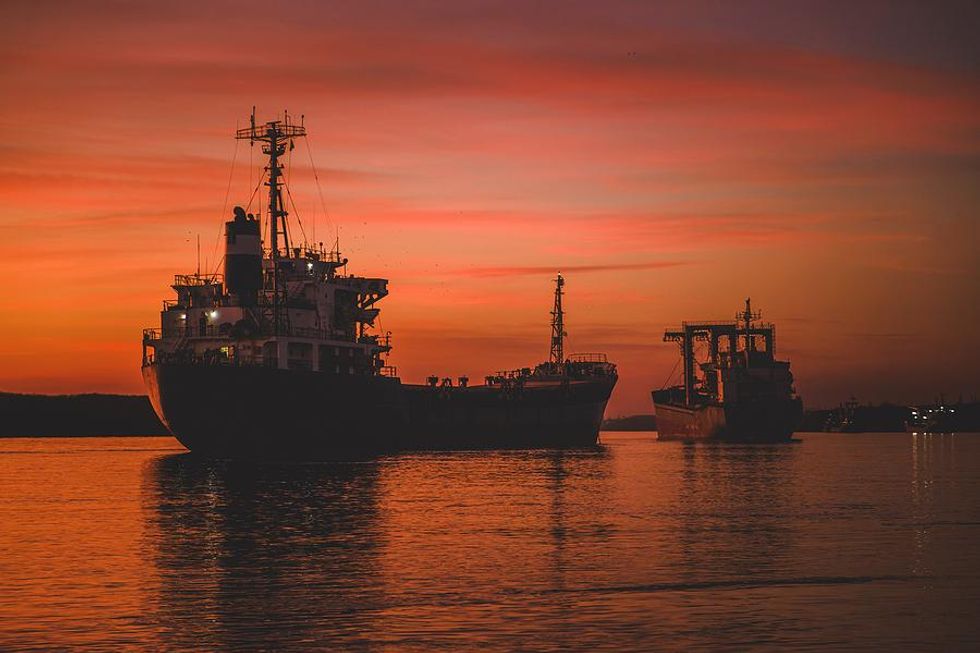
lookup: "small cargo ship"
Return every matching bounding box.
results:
[141,111,617,459]
[651,300,802,442]
[905,402,973,434]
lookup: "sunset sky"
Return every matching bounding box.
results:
[1,1,977,414]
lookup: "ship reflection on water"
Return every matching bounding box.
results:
[0,434,938,650]
[141,447,616,650]
[672,444,796,580]
[125,434,980,650]
[143,455,387,649]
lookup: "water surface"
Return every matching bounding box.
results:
[1,433,978,650]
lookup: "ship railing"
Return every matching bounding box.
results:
[679,320,738,327]
[562,363,617,378]
[173,273,223,287]
[154,349,238,366]
[184,326,215,338]
[285,326,393,347]
[146,325,224,339]
[236,122,307,140]
[673,319,776,331]
[163,297,236,310]
[149,348,393,376]
[290,326,344,340]
[568,353,607,363]
[289,326,352,341]
[146,324,386,347]
[315,249,345,264]
[492,368,533,380]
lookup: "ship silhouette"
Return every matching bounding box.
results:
[141,111,617,459]
[652,300,803,442]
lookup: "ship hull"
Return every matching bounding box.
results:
[143,362,406,459]
[144,362,616,459]
[653,396,802,443]
[402,379,615,449]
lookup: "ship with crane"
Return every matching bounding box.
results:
[652,300,803,442]
[141,111,617,459]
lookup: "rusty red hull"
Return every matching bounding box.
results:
[653,396,802,443]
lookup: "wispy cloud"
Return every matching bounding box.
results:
[0,0,977,411]
[455,261,690,277]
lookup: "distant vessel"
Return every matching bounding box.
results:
[826,396,860,432]
[905,403,960,433]
[651,300,802,442]
[141,111,617,459]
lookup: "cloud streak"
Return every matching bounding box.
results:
[455,261,690,278]
[0,0,977,411]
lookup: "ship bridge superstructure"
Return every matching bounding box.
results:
[140,112,620,457]
[662,299,793,406]
[142,111,393,378]
[485,274,617,386]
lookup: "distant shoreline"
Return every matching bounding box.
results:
[0,392,168,437]
[601,414,657,431]
[3,392,977,436]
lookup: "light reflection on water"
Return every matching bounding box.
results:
[1,433,978,650]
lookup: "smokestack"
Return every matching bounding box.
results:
[224,206,262,306]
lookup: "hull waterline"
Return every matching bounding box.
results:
[653,397,802,443]
[145,362,616,459]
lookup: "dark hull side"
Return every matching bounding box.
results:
[653,396,802,443]
[144,363,616,459]
[402,379,614,449]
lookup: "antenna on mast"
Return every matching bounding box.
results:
[549,273,566,366]
[236,110,306,260]
[740,297,761,327]
[738,297,762,354]
[236,109,307,334]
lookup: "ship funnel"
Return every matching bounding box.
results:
[224,206,262,306]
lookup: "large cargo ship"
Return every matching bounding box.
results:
[651,301,802,442]
[141,112,617,459]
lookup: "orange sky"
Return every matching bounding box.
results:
[1,1,978,414]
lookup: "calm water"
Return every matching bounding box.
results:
[0,433,978,651]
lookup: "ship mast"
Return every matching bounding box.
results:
[739,297,761,354]
[549,273,566,366]
[236,108,307,333]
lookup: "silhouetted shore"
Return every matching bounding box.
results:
[3,392,978,436]
[0,392,167,437]
[605,404,980,433]
[601,414,657,431]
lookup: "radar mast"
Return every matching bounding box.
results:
[739,297,762,353]
[236,108,306,260]
[549,273,566,365]
[235,108,307,334]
